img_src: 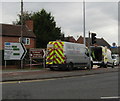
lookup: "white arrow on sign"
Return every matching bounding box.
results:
[20,43,27,60]
[4,42,27,60]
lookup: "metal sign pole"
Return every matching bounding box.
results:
[43,57,45,68]
[43,49,46,68]
[21,60,23,69]
[30,57,32,70]
[30,49,32,69]
[5,60,6,69]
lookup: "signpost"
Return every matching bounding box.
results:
[4,42,27,68]
[30,48,45,59]
[30,48,45,69]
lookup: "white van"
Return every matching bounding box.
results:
[90,46,114,68]
[46,41,91,70]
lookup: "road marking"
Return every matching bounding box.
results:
[20,79,56,83]
[81,75,95,77]
[1,78,56,84]
[0,81,18,84]
[0,74,96,84]
[101,96,120,99]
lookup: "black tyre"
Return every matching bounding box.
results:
[101,62,107,68]
[91,62,93,69]
[100,62,104,68]
[104,63,107,68]
[67,63,73,71]
[50,67,55,71]
[87,62,93,70]
[112,63,114,68]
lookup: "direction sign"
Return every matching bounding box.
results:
[30,48,45,59]
[4,42,27,60]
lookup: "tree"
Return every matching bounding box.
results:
[13,11,32,25]
[14,9,64,48]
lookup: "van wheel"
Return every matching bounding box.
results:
[104,63,107,68]
[101,62,107,68]
[67,63,73,71]
[91,62,93,69]
[87,62,93,70]
[112,63,114,68]
[50,67,55,71]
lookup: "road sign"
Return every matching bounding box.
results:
[30,48,45,59]
[4,42,27,60]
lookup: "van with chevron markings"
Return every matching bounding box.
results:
[46,41,91,70]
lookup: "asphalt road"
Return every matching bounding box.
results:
[2,71,119,100]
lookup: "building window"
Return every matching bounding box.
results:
[19,37,30,45]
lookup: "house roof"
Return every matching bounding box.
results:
[64,36,76,43]
[0,24,36,38]
[76,36,111,48]
[86,37,111,48]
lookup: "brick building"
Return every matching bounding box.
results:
[0,20,36,50]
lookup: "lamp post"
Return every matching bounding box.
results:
[20,0,23,69]
[83,0,86,45]
[20,0,23,43]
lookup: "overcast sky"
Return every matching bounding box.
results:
[1,1,119,46]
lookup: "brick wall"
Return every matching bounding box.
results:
[25,20,33,31]
[76,36,84,44]
[1,36,36,50]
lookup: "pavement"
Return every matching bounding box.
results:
[1,66,119,82]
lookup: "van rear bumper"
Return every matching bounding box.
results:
[46,64,67,68]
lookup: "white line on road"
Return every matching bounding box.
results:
[101,96,120,99]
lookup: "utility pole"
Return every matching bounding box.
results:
[21,0,23,43]
[83,0,86,45]
[20,0,23,69]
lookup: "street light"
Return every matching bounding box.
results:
[20,0,23,43]
[83,0,86,45]
[20,0,23,69]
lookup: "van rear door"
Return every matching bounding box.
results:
[90,47,102,61]
[46,44,54,65]
[54,42,65,64]
[46,41,65,65]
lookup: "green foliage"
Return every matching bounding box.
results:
[14,9,64,48]
[13,11,32,25]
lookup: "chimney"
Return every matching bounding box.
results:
[25,20,33,31]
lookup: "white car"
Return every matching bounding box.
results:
[112,54,119,66]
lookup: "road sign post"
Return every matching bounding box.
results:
[5,60,6,69]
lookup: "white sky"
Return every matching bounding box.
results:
[0,0,119,46]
